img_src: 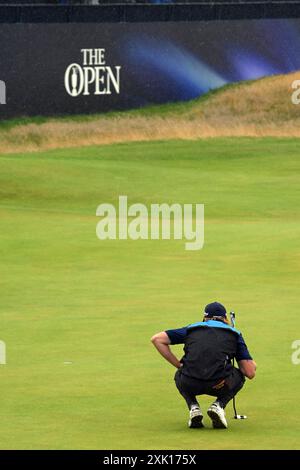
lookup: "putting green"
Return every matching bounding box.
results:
[0,138,299,449]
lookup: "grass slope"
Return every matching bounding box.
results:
[0,71,300,154]
[0,138,299,449]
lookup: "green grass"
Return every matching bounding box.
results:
[0,137,299,449]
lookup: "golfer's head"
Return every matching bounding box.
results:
[203,301,229,323]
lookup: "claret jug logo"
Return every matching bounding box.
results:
[64,48,121,97]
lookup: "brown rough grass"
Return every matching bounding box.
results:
[1,71,300,154]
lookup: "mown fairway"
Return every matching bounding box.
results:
[0,138,299,449]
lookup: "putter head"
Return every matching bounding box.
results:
[234,414,247,419]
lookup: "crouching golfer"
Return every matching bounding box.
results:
[151,302,256,429]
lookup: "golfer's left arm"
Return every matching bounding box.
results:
[151,332,182,369]
[236,334,257,379]
[238,359,257,379]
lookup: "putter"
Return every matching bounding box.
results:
[230,311,247,420]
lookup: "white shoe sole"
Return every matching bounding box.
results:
[188,413,204,428]
[207,408,227,429]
